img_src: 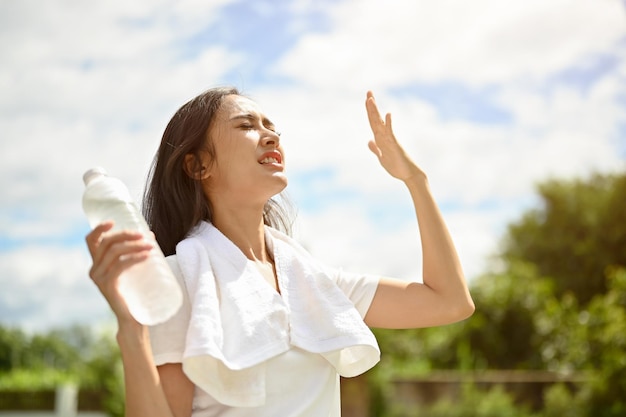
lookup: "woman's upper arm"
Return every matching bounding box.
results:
[158,363,194,417]
[364,277,474,329]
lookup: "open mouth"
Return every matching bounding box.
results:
[259,156,280,164]
[258,151,282,165]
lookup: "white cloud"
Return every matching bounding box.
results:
[0,0,624,331]
[294,203,423,280]
[274,0,625,88]
[255,0,626,292]
[293,195,511,282]
[0,245,113,332]
[0,0,245,243]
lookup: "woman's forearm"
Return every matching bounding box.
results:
[404,173,474,318]
[116,321,175,417]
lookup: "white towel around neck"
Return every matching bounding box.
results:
[175,221,380,407]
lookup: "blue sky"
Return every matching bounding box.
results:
[1,0,625,332]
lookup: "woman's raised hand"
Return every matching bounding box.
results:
[85,221,153,323]
[365,91,425,182]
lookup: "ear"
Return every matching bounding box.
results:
[184,153,211,180]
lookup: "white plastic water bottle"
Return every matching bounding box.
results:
[82,167,182,325]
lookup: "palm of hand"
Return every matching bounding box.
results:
[365,92,423,181]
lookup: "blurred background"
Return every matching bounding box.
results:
[1,0,625,416]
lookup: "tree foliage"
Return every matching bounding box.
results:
[372,171,626,416]
[2,172,625,416]
[501,173,626,305]
[0,324,123,416]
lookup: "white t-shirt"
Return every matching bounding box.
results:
[149,254,380,417]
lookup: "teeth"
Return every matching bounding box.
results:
[260,157,279,164]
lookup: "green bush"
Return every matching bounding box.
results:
[0,368,76,390]
[390,383,537,417]
[0,324,124,417]
[541,384,584,417]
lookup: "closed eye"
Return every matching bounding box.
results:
[231,113,279,135]
[265,124,280,135]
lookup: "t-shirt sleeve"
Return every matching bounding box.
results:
[148,255,191,366]
[331,269,380,319]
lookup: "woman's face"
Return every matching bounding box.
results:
[204,94,287,206]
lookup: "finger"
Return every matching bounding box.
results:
[385,112,393,131]
[365,91,385,131]
[91,229,145,264]
[90,249,150,286]
[368,139,382,158]
[96,232,152,262]
[85,221,114,254]
[90,237,153,281]
[381,112,398,144]
[90,231,151,272]
[99,228,146,248]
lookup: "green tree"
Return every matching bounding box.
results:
[454,261,554,370]
[27,332,81,371]
[0,327,28,371]
[0,324,124,417]
[502,173,626,305]
[584,267,626,416]
[369,171,626,415]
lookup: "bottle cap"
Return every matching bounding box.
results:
[83,167,108,186]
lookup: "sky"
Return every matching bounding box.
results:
[1,0,625,333]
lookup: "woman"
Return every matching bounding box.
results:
[85,86,474,417]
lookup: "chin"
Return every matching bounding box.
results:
[269,177,288,196]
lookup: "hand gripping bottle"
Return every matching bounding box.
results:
[82,167,182,325]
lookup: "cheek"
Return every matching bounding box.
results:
[217,141,251,178]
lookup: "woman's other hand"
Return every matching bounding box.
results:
[85,221,153,322]
[365,91,425,182]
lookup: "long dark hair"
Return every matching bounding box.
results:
[142,87,293,256]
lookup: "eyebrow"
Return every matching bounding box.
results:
[230,113,275,128]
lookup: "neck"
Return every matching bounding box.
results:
[210,203,270,263]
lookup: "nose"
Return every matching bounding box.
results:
[261,128,280,147]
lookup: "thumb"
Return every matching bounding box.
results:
[368,139,382,158]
